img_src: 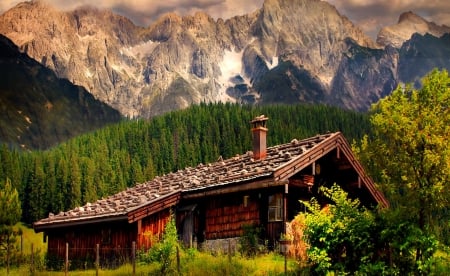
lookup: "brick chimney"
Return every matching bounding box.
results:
[251,115,269,160]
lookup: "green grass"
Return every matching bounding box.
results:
[14,222,46,255]
[1,224,299,275]
[1,252,298,275]
[0,223,46,275]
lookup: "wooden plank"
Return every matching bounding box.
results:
[182,178,286,199]
[128,193,180,223]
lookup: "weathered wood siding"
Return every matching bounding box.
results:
[205,193,260,239]
[46,220,136,262]
[137,208,171,250]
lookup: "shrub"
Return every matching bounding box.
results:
[302,184,386,274]
[239,224,263,257]
[138,212,179,275]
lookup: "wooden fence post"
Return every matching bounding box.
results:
[176,246,180,273]
[228,239,231,263]
[65,242,68,276]
[96,244,99,276]
[30,243,34,275]
[132,241,136,276]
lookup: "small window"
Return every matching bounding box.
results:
[268,193,283,221]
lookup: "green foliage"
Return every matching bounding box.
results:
[239,224,264,257]
[302,184,385,275]
[355,69,450,274]
[0,178,22,226]
[0,179,23,272]
[138,213,179,275]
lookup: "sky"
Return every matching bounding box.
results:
[1,0,449,39]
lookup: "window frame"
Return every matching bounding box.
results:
[268,193,283,222]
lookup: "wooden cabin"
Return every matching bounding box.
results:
[34,115,388,264]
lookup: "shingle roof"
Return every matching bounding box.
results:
[35,132,377,230]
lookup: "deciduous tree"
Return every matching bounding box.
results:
[357,69,450,273]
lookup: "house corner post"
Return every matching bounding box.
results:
[283,183,288,234]
[65,242,68,276]
[132,241,136,276]
[96,244,99,276]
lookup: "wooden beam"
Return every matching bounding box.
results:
[137,219,142,235]
[128,192,181,223]
[182,178,288,199]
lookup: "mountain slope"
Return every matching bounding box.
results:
[398,33,450,85]
[0,34,122,149]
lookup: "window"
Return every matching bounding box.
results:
[268,193,283,221]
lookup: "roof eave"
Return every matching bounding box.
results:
[33,214,128,232]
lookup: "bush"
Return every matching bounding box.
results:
[138,213,179,275]
[239,224,264,257]
[302,184,387,274]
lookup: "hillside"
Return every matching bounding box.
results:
[0,34,122,149]
[0,103,371,224]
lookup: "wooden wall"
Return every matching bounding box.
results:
[46,220,136,262]
[204,193,260,239]
[137,208,171,250]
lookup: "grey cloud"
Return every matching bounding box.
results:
[49,0,260,26]
[328,0,450,38]
[1,0,448,37]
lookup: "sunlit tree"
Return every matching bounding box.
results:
[0,178,22,273]
[357,69,450,273]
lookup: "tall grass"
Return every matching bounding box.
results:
[0,223,46,275]
[1,251,297,275]
[1,223,299,275]
[15,222,46,255]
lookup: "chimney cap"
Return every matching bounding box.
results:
[250,115,269,124]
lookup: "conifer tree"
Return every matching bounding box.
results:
[0,178,22,273]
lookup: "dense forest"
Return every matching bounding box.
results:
[0,103,370,224]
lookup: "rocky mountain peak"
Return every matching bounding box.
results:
[1,0,447,118]
[252,0,376,87]
[377,11,450,48]
[398,11,426,24]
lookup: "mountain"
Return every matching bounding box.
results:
[377,11,450,48]
[0,0,449,118]
[0,34,122,149]
[398,33,450,86]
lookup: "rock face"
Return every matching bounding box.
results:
[0,0,449,117]
[0,34,121,149]
[398,33,450,85]
[377,11,450,48]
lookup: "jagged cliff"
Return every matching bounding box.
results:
[0,0,449,117]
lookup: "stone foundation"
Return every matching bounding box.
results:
[202,237,240,254]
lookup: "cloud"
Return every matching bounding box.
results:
[1,0,448,37]
[328,0,450,38]
[0,0,263,27]
[108,0,263,26]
